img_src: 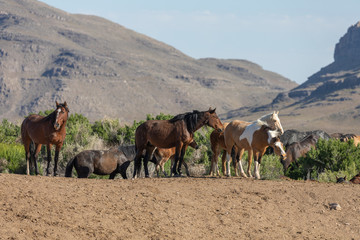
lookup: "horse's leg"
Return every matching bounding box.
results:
[46,144,52,176]
[109,171,117,179]
[231,147,239,177]
[132,149,144,179]
[33,143,42,175]
[143,147,155,178]
[235,148,246,178]
[221,150,227,176]
[225,148,232,177]
[254,150,266,180]
[172,146,181,176]
[160,156,170,177]
[246,149,253,178]
[119,161,131,179]
[23,138,31,175]
[177,146,186,176]
[53,144,62,176]
[210,147,219,176]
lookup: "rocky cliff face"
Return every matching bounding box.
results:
[271,21,360,105]
[223,21,360,134]
[334,21,360,67]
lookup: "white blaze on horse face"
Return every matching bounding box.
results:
[239,123,262,146]
[275,141,286,156]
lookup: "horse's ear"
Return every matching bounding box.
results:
[344,176,347,180]
[209,107,216,114]
[64,101,67,107]
[56,101,59,107]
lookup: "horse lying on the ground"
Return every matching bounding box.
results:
[151,140,199,177]
[281,134,318,171]
[336,176,349,183]
[350,173,360,184]
[224,112,285,179]
[336,173,360,184]
[65,145,136,179]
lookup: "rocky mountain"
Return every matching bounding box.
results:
[224,21,360,134]
[0,0,296,123]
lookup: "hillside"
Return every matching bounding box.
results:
[0,0,296,122]
[223,21,360,134]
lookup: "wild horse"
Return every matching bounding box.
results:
[21,101,69,176]
[65,145,136,179]
[224,111,284,179]
[282,134,318,171]
[152,140,198,177]
[132,108,224,178]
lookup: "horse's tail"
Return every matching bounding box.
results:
[65,157,76,177]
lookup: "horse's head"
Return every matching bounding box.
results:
[204,108,224,132]
[270,137,287,161]
[261,111,284,134]
[54,101,69,130]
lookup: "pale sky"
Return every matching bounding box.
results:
[40,0,360,84]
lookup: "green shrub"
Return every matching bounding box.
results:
[0,143,26,174]
[286,138,360,181]
[260,154,284,180]
[0,119,21,144]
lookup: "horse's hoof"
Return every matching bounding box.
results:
[145,175,150,178]
[240,173,248,178]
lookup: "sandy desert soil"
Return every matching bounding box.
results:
[0,173,359,240]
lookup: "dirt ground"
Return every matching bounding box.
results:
[0,173,359,240]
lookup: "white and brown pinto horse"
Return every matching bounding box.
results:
[224,111,285,179]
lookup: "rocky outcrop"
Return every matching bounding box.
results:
[334,21,360,67]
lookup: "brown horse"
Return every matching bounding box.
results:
[21,101,69,176]
[209,123,238,176]
[152,140,198,177]
[331,133,360,146]
[132,108,224,178]
[350,173,360,184]
[65,145,136,179]
[282,134,318,171]
[224,112,284,179]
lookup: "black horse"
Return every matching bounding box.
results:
[65,145,137,179]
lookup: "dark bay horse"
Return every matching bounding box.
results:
[132,108,224,178]
[282,134,318,171]
[65,145,136,179]
[152,140,198,177]
[21,101,69,176]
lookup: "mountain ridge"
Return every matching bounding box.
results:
[0,0,296,123]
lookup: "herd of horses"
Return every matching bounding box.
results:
[20,101,360,183]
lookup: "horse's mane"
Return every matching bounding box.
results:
[254,112,273,127]
[169,110,205,133]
